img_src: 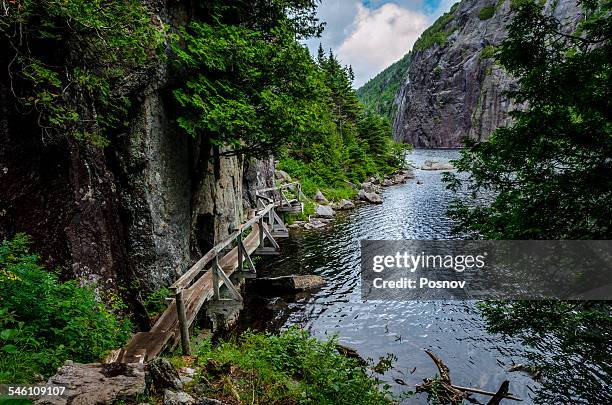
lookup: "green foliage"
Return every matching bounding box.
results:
[412,4,458,52]
[171,2,324,157]
[478,300,612,403]
[0,234,132,383]
[1,0,165,146]
[193,327,397,404]
[172,22,322,156]
[479,45,497,60]
[446,0,612,239]
[479,5,496,20]
[356,53,412,120]
[277,49,409,201]
[447,0,612,402]
[143,287,171,321]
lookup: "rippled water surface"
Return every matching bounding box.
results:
[256,149,540,403]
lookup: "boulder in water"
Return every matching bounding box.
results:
[358,189,382,204]
[315,204,335,218]
[252,275,326,295]
[421,160,454,171]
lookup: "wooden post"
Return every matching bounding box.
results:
[212,254,220,300]
[237,232,243,271]
[258,218,264,247]
[175,289,190,355]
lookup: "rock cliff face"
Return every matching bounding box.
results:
[0,0,274,323]
[393,0,582,147]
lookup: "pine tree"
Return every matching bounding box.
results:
[317,43,326,66]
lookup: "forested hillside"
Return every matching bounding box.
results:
[277,45,409,203]
[355,52,412,121]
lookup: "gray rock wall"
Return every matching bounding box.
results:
[0,0,272,319]
[393,0,582,147]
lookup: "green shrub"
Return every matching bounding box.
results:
[413,8,456,51]
[0,0,165,146]
[0,234,132,383]
[480,45,497,60]
[143,287,171,320]
[193,327,399,404]
[479,5,495,20]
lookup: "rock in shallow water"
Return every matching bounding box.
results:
[334,198,355,210]
[421,160,455,171]
[315,204,335,218]
[358,189,382,204]
[251,275,326,295]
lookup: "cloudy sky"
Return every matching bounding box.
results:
[304,0,458,87]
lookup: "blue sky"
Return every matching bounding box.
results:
[305,0,457,87]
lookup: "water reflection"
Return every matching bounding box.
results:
[253,150,540,403]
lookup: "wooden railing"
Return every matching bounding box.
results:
[257,181,303,213]
[168,203,278,355]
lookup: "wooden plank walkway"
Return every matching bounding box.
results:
[118,222,268,363]
[112,184,300,364]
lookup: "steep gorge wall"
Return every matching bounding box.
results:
[393,0,582,147]
[0,0,274,323]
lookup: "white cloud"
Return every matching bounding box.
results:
[336,3,429,87]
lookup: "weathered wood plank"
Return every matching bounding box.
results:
[170,205,275,292]
[120,223,265,362]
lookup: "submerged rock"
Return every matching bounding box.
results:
[304,219,328,229]
[252,275,326,295]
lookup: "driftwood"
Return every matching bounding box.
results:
[416,350,523,405]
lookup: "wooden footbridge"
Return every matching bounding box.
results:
[113,183,303,364]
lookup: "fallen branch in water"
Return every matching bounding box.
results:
[416,350,523,404]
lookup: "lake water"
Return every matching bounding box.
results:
[251,149,541,403]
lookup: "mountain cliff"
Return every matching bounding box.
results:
[362,0,582,147]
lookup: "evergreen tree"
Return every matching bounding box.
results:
[446,1,612,402]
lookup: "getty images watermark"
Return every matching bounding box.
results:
[361,240,612,300]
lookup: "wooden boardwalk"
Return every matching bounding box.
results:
[114,184,301,364]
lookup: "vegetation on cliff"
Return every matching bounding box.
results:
[0,0,165,146]
[171,3,409,199]
[412,3,459,52]
[446,1,612,402]
[356,53,412,121]
[0,234,131,383]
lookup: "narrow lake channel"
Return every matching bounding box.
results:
[248,149,541,403]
